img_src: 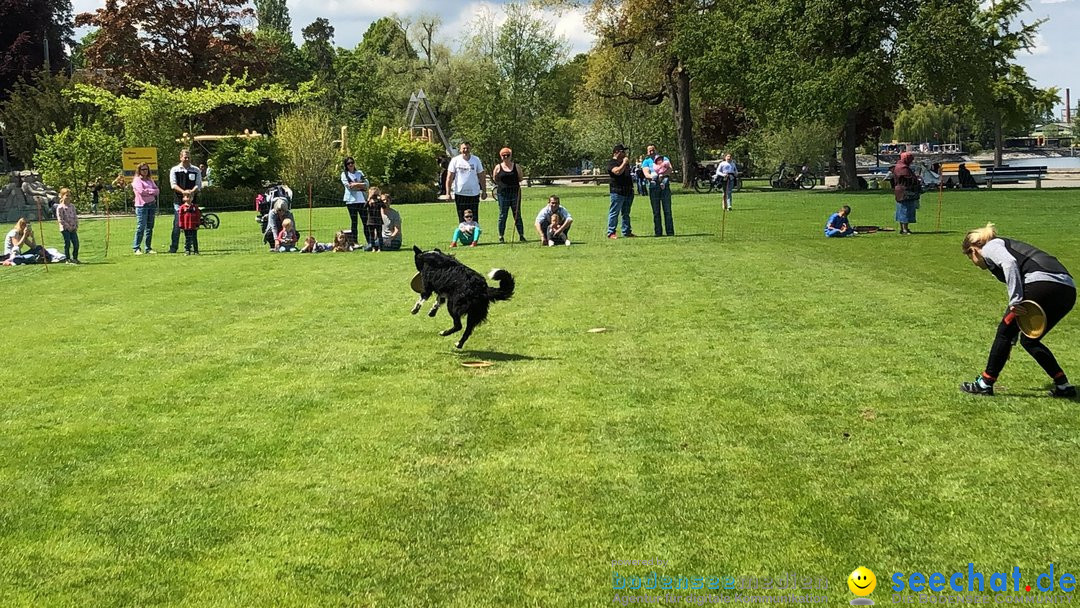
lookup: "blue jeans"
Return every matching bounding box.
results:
[496,190,524,239]
[169,203,181,252]
[60,229,79,259]
[648,184,674,236]
[825,227,854,237]
[722,176,735,209]
[607,192,634,235]
[133,203,157,250]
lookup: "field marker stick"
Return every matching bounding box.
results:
[936,183,943,232]
[720,205,727,241]
[307,183,313,237]
[104,191,111,258]
[34,193,49,272]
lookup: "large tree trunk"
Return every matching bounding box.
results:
[839,110,858,190]
[994,118,1003,167]
[668,58,696,188]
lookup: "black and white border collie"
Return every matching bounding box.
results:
[411,245,515,349]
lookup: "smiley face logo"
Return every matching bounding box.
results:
[848,566,877,597]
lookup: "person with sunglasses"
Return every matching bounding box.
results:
[492,147,526,242]
[131,163,159,254]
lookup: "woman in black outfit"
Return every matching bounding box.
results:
[492,147,526,243]
[960,223,1076,397]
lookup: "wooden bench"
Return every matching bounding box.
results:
[984,165,1048,189]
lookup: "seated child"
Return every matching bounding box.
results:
[332,230,352,252]
[365,194,385,252]
[451,209,481,247]
[300,235,334,253]
[824,205,856,238]
[276,218,299,251]
[652,154,673,190]
[547,211,570,247]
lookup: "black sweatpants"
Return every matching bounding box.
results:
[984,281,1076,381]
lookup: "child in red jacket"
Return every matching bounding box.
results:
[177,192,201,255]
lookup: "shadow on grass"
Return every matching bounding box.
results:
[454,350,554,362]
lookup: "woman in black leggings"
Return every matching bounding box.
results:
[961,223,1076,397]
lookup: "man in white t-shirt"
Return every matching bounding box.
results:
[444,141,487,223]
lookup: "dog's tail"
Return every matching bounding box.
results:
[487,268,515,301]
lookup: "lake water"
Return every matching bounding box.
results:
[995,156,1080,169]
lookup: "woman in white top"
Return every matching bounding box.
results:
[341,157,369,242]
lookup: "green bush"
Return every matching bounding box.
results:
[351,130,440,188]
[385,182,439,204]
[966,141,983,155]
[209,136,283,190]
[33,122,122,211]
[198,186,259,212]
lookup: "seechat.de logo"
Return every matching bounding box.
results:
[848,567,877,605]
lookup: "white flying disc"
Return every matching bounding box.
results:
[461,361,494,368]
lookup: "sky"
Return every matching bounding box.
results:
[70,0,1078,118]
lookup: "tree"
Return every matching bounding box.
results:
[972,0,1058,165]
[685,0,911,189]
[33,122,122,209]
[71,76,315,167]
[76,0,257,90]
[301,18,336,76]
[273,108,338,195]
[0,0,73,99]
[894,102,959,144]
[579,0,699,186]
[0,70,91,164]
[254,0,291,35]
[208,136,282,189]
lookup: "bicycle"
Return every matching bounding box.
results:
[769,163,817,190]
[199,209,220,229]
[692,164,743,194]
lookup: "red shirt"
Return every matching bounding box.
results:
[178,203,202,230]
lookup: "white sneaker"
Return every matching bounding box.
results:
[146,249,156,254]
[547,241,554,247]
[564,239,571,246]
[134,249,143,255]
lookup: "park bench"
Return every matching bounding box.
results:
[984,165,1047,189]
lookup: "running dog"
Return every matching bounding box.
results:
[411,245,515,348]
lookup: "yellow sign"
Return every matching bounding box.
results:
[122,147,159,177]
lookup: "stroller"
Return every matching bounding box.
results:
[256,183,294,234]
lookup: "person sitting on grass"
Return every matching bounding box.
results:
[381,194,402,251]
[276,218,299,252]
[332,230,352,253]
[534,195,573,246]
[547,211,570,246]
[3,217,52,264]
[451,209,481,248]
[824,205,856,238]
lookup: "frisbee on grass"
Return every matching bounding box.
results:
[461,361,494,368]
[1016,300,1047,339]
[587,327,608,333]
[410,272,423,294]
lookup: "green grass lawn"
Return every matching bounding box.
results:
[2,186,1080,607]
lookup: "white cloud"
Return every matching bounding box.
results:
[1039,0,1070,4]
[1028,33,1051,55]
[71,0,596,53]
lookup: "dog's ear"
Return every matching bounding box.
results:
[434,248,443,254]
[413,245,422,255]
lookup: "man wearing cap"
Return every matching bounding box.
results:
[445,141,487,223]
[607,144,636,239]
[641,143,675,236]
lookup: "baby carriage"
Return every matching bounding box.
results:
[255,183,294,233]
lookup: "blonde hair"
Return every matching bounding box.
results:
[282,218,294,229]
[59,187,72,200]
[15,217,28,234]
[962,223,997,255]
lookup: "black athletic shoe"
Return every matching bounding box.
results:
[961,380,994,396]
[1048,385,1077,398]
